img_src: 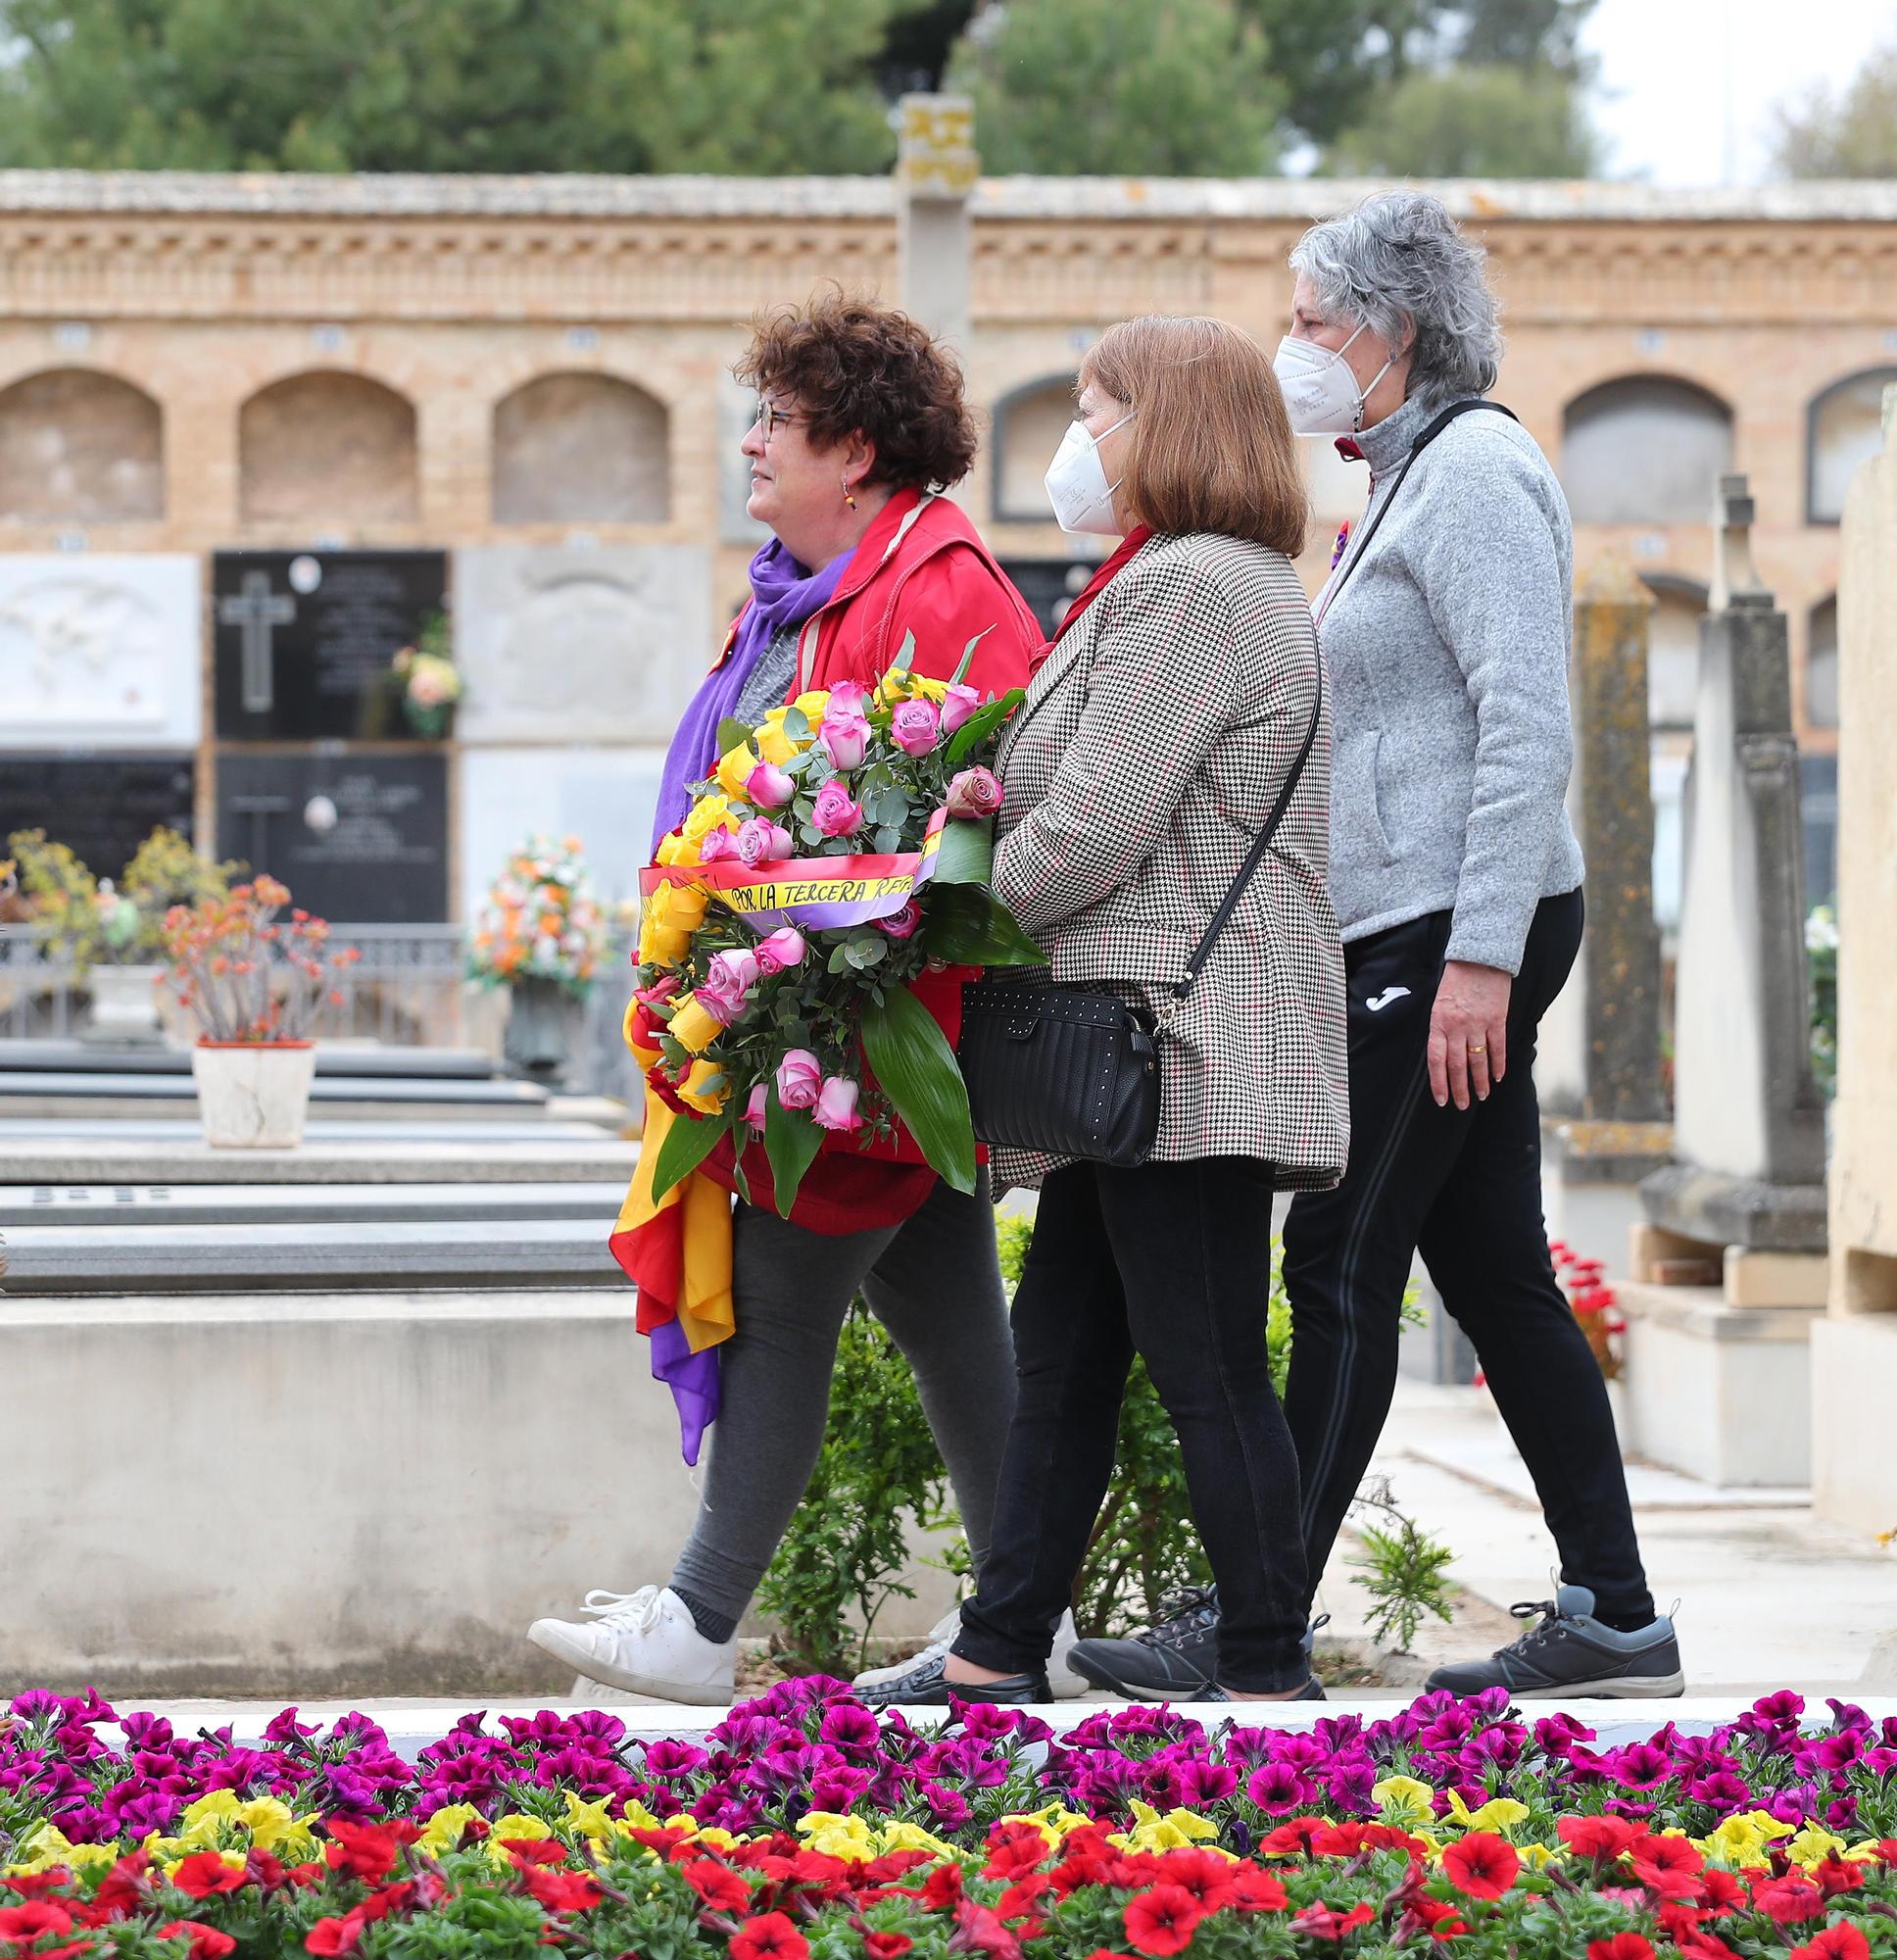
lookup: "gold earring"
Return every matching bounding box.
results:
[843,479,857,510]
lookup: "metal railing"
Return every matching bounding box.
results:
[0,922,640,1099]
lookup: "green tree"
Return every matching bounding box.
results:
[1773,40,1897,178]
[0,0,922,173]
[945,0,1285,176]
[1326,61,1600,175]
[1237,0,1442,149]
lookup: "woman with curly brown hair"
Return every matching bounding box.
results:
[526,295,1066,1705]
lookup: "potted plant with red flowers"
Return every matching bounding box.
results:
[160,876,361,1148]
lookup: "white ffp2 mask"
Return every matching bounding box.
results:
[1043,413,1134,535]
[1272,322,1393,436]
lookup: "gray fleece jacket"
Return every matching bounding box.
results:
[1312,389,1585,976]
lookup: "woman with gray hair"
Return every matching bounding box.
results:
[1067,189,1682,1703]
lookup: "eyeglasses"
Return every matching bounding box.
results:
[753,397,806,441]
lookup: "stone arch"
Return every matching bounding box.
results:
[1807,594,1839,728]
[1560,375,1734,526]
[238,369,419,528]
[1807,368,1897,524]
[991,373,1076,522]
[0,367,164,522]
[491,371,670,524]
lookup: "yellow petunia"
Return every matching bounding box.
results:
[876,1820,958,1859]
[164,1847,246,1883]
[1518,1842,1566,1872]
[1444,1791,1532,1836]
[1373,1776,1438,1828]
[416,1804,485,1857]
[562,1793,619,1842]
[665,995,723,1054]
[1110,1801,1221,1853]
[1784,1822,1850,1871]
[798,1811,876,1863]
[622,1797,700,1836]
[486,1813,554,1869]
[1695,1810,1794,1868]
[5,1824,118,1877]
[997,1802,1094,1849]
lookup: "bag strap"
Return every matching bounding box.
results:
[1169,398,1515,1008]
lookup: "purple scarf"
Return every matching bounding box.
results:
[650,536,854,852]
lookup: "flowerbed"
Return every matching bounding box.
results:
[2,1686,1893,1958]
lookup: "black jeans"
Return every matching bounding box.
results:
[1282,889,1655,1626]
[953,1155,1310,1693]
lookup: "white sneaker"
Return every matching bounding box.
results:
[527,1586,736,1706]
[851,1606,1089,1700]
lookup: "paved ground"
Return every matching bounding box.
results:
[1363,1381,1897,1698]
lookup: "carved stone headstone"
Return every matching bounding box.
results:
[1640,473,1826,1249]
[896,93,977,352]
[213,550,448,742]
[0,555,201,749]
[451,543,711,745]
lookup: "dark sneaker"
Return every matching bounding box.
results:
[1066,1588,1221,1700]
[1199,1676,1329,1703]
[853,1650,1050,1708]
[1425,1586,1684,1699]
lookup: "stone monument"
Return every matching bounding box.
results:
[895,93,977,351]
[1616,475,1828,1487]
[1538,554,1673,1272]
[1813,383,1897,1536]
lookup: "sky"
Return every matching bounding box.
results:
[1581,0,1897,185]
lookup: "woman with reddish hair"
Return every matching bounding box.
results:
[526,295,1080,1704]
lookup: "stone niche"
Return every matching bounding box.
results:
[239,370,419,528]
[491,371,670,525]
[452,542,711,745]
[0,368,165,523]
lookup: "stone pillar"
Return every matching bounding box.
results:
[1539,555,1673,1272]
[1813,383,1897,1535]
[894,93,978,352]
[1616,475,1829,1488]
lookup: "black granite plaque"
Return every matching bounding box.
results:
[1,754,196,879]
[998,557,1102,643]
[215,752,448,923]
[213,550,448,742]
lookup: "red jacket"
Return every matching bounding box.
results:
[703,488,1041,1232]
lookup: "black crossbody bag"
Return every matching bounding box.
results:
[959,399,1510,1168]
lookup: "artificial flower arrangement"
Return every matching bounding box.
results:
[388,612,462,741]
[1,1684,1894,1960]
[629,633,1043,1217]
[467,836,608,998]
[159,876,360,1045]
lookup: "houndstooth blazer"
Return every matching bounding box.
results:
[989,529,1349,1194]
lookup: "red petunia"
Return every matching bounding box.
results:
[1559,1815,1642,1862]
[522,1867,604,1914]
[862,1936,915,1960]
[500,1838,569,1867]
[1123,1884,1204,1958]
[953,1897,1026,1959]
[1629,1831,1705,1900]
[729,1911,811,1960]
[1813,1855,1868,1899]
[996,1873,1055,1922]
[1,1874,74,1899]
[1699,1868,1746,1915]
[1790,1929,1872,1960]
[1255,1817,1327,1857]
[921,1862,964,1909]
[1290,1899,1377,1941]
[983,1835,1049,1882]
[1156,1848,1235,1914]
[1442,1831,1521,1900]
[157,1919,238,1960]
[169,1853,249,1900]
[1227,1866,1290,1913]
[1753,1876,1826,1926]
[0,1901,74,1941]
[682,1857,750,1914]
[305,1910,367,1957]
[322,1822,411,1885]
[1586,1937,1656,1960]
[1406,1892,1469,1942]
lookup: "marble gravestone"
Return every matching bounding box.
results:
[213,550,448,742]
[0,755,196,879]
[0,554,201,750]
[215,754,448,923]
[451,543,711,745]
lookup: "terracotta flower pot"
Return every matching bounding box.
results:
[191,1040,317,1149]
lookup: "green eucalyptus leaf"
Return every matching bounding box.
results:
[716,716,754,758]
[782,706,810,740]
[860,982,977,1195]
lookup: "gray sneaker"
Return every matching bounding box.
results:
[1425,1586,1684,1699]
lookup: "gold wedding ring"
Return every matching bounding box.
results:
[1469,1044,1486,1054]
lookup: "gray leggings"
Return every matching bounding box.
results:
[668,1176,1016,1624]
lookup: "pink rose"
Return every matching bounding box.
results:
[746,760,795,808]
[635,973,681,1006]
[810,780,864,839]
[744,1082,769,1134]
[820,708,870,771]
[890,699,941,757]
[698,826,739,864]
[812,1074,861,1133]
[827,680,870,715]
[878,900,921,940]
[736,817,794,866]
[940,682,984,736]
[698,947,759,1024]
[754,927,808,975]
[945,766,1003,819]
[775,1048,822,1110]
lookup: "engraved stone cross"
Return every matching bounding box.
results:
[219,570,297,713]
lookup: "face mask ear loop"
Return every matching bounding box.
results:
[1353,357,1396,431]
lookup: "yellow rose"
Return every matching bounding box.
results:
[682,794,740,849]
[792,689,831,722]
[655,831,689,867]
[638,919,689,969]
[714,742,758,802]
[665,995,722,1054]
[677,1058,729,1115]
[756,715,799,767]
